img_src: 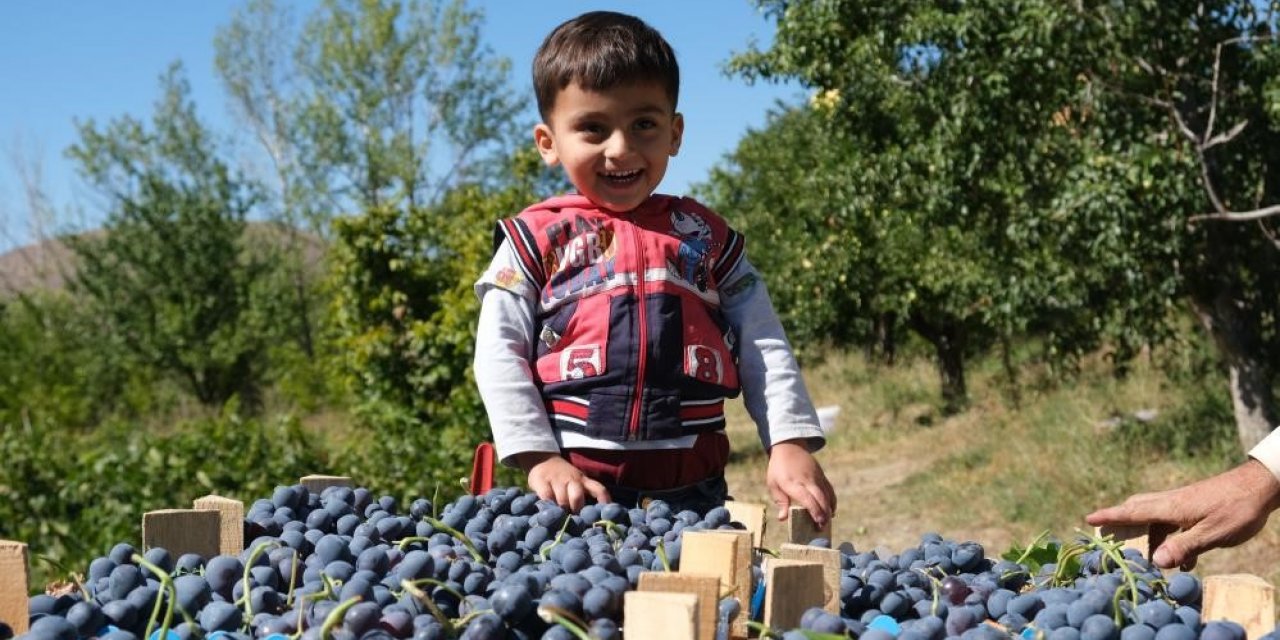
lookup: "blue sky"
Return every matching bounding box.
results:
[0,1,802,251]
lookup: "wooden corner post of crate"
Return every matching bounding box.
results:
[780,542,842,613]
[1202,574,1277,640]
[300,475,353,494]
[193,494,245,556]
[638,572,720,640]
[623,591,699,640]
[787,506,832,545]
[763,558,827,631]
[141,509,221,558]
[724,500,767,549]
[680,529,753,639]
[0,540,29,635]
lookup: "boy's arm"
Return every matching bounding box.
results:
[720,255,837,526]
[474,242,610,510]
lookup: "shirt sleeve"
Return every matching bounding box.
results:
[1248,428,1280,480]
[719,253,826,452]
[474,240,561,465]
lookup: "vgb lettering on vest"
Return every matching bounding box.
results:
[543,231,618,304]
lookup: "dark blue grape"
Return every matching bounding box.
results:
[109,564,145,601]
[1201,621,1247,640]
[26,616,78,640]
[1172,606,1200,632]
[946,605,977,636]
[581,586,617,621]
[1154,624,1197,640]
[173,574,212,617]
[491,582,534,624]
[1008,592,1044,619]
[1122,625,1157,640]
[199,601,244,633]
[1165,574,1201,606]
[65,601,105,638]
[1081,613,1119,640]
[1135,600,1174,628]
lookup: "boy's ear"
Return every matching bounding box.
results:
[669,112,685,157]
[533,123,560,166]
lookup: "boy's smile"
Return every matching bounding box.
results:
[534,81,684,213]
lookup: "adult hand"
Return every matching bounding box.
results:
[1085,458,1280,569]
[515,452,611,513]
[766,439,837,528]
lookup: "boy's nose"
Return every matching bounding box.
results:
[603,131,633,158]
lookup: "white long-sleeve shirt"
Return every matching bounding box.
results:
[1250,433,1280,479]
[473,238,825,466]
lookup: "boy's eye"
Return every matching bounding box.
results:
[634,119,658,131]
[578,122,606,136]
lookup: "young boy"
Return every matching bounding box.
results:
[473,11,836,526]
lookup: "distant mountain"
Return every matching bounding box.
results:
[0,224,327,297]
[0,236,81,295]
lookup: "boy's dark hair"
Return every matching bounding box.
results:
[533,11,679,120]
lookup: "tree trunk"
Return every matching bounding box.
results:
[909,313,969,414]
[1192,293,1278,452]
[864,312,898,366]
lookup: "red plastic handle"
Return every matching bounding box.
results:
[469,442,496,495]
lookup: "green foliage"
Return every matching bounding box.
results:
[328,150,553,496]
[0,292,146,428]
[0,408,325,588]
[717,0,1280,428]
[65,65,284,411]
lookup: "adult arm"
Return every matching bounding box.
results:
[1085,432,1280,569]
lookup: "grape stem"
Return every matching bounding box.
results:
[537,513,576,562]
[318,596,362,640]
[132,553,176,640]
[422,516,484,563]
[655,539,672,572]
[284,548,300,608]
[289,576,336,640]
[402,580,456,636]
[1079,529,1144,626]
[536,605,592,640]
[241,540,281,619]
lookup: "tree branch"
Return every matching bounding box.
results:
[1188,204,1280,223]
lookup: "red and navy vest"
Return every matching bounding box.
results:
[495,193,746,442]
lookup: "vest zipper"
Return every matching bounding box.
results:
[628,216,647,441]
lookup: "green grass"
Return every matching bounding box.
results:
[725,333,1246,559]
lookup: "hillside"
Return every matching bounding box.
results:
[0,224,327,296]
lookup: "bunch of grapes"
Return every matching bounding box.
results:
[13,484,1278,640]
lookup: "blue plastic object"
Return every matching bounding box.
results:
[869,614,902,637]
[750,580,767,622]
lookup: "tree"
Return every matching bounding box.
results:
[720,1,1135,410]
[214,0,526,392]
[65,65,278,410]
[1073,0,1280,449]
[327,148,558,492]
[217,0,525,221]
[728,0,1280,446]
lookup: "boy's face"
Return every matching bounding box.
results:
[534,81,684,213]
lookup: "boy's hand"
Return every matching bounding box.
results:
[766,440,837,528]
[515,451,612,513]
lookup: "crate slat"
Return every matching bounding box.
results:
[624,591,699,640]
[0,540,29,634]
